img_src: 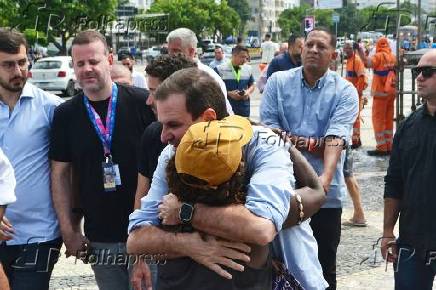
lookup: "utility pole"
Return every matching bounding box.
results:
[417,0,421,47]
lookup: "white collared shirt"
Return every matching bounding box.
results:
[0,147,16,206]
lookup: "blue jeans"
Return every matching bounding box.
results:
[394,244,436,290]
[88,242,158,290]
[0,237,62,290]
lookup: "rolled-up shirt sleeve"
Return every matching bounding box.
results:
[128,145,173,232]
[244,130,294,232]
[325,85,359,140]
[260,74,282,129]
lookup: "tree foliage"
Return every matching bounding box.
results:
[278,3,418,39]
[227,0,250,35]
[2,0,118,54]
[278,3,333,38]
[149,0,240,40]
[0,0,18,27]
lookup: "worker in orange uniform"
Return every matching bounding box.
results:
[357,37,396,156]
[343,41,368,149]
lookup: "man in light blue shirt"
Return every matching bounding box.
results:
[261,28,359,290]
[128,67,327,289]
[0,29,63,290]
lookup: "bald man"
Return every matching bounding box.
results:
[111,64,133,86]
[382,50,436,289]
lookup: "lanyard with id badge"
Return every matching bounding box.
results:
[83,83,121,192]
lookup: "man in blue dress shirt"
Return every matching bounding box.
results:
[260,27,359,290]
[128,68,327,290]
[0,29,63,290]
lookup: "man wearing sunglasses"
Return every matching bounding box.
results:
[382,50,436,289]
[357,37,396,156]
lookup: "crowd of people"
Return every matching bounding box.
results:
[0,24,435,290]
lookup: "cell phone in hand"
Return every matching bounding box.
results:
[238,90,245,96]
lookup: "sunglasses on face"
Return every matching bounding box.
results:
[411,66,436,79]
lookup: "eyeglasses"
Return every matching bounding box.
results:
[0,59,28,71]
[411,66,436,79]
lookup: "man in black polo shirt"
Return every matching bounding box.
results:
[49,30,154,290]
[382,50,436,289]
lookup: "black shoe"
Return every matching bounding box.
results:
[367,150,391,156]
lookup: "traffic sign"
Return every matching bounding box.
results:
[304,16,315,33]
[332,14,340,23]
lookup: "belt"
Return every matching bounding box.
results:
[346,71,357,77]
[373,70,389,77]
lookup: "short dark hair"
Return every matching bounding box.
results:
[118,53,134,61]
[0,29,28,54]
[307,27,336,48]
[232,45,249,55]
[265,33,271,39]
[214,45,223,51]
[72,30,108,53]
[288,34,302,46]
[145,54,197,82]
[155,68,228,120]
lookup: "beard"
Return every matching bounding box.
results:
[78,73,105,93]
[0,75,27,92]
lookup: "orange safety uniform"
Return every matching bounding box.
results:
[369,37,396,152]
[345,53,367,147]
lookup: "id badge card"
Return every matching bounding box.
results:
[102,157,116,192]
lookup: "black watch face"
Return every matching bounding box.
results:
[180,203,193,223]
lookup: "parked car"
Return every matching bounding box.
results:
[200,45,216,65]
[28,56,77,97]
[143,46,161,63]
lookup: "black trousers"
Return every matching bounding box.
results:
[310,208,342,290]
[0,238,62,290]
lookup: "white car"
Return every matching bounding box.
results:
[28,56,77,97]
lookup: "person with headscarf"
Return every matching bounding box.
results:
[357,37,396,156]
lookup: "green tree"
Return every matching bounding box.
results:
[149,0,210,35]
[210,0,240,41]
[278,4,333,38]
[359,5,413,35]
[149,0,240,40]
[335,4,365,37]
[277,4,309,38]
[5,0,118,54]
[0,0,18,27]
[227,0,250,35]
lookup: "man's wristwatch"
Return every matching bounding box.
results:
[179,202,195,225]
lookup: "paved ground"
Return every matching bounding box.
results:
[48,64,435,289]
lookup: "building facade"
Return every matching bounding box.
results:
[246,0,300,43]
